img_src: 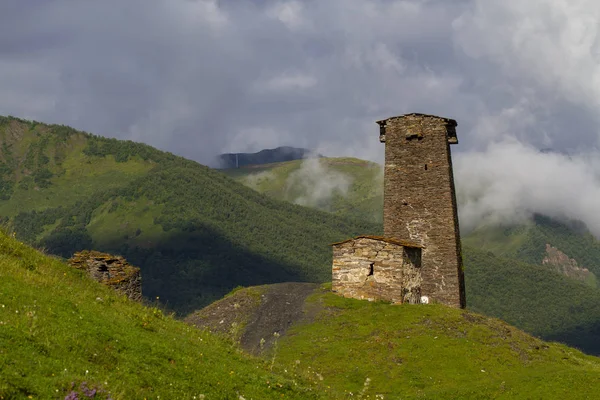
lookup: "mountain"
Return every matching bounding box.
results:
[223,157,384,223]
[218,146,320,169]
[3,231,600,399]
[4,116,600,354]
[0,116,379,314]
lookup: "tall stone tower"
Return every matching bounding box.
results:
[377,113,466,308]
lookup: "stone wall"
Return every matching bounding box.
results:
[332,236,422,304]
[377,113,466,308]
[68,250,142,302]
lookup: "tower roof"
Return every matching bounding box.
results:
[376,113,458,144]
[376,113,457,127]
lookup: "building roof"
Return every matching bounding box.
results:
[376,113,457,127]
[331,235,424,248]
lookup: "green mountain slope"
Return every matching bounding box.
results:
[0,230,320,399]
[464,246,600,354]
[223,157,384,223]
[463,214,600,277]
[225,158,600,281]
[189,283,600,399]
[0,116,379,314]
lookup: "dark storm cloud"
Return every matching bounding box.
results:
[4,0,600,233]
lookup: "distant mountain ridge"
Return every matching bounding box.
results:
[218,146,321,169]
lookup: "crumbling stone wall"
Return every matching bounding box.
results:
[377,113,466,308]
[68,250,142,301]
[332,236,423,304]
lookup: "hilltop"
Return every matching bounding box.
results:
[3,231,600,399]
[187,283,600,399]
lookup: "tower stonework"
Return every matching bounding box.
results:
[378,113,466,308]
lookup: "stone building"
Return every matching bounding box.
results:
[331,113,466,308]
[68,250,142,302]
[332,236,423,304]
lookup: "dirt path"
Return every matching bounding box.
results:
[239,282,319,354]
[185,282,320,354]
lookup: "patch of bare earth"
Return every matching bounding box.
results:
[185,282,320,354]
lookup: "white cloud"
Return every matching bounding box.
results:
[266,1,307,31]
[455,140,600,236]
[285,157,353,209]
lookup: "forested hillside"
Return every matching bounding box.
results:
[0,116,379,314]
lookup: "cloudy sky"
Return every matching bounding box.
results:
[3,0,600,233]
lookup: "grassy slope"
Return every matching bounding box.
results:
[0,116,379,314]
[0,230,321,400]
[201,284,600,400]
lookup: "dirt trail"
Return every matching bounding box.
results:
[240,282,319,354]
[185,282,320,354]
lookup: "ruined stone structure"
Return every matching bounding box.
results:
[332,236,423,304]
[331,113,466,308]
[68,250,142,302]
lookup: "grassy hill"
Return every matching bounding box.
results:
[0,116,379,314]
[4,231,600,399]
[0,229,319,399]
[188,283,600,399]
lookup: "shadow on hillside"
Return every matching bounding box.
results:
[96,225,313,316]
[545,324,600,356]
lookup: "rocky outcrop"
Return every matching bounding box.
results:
[542,244,594,284]
[68,250,142,301]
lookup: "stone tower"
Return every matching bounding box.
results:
[377,113,466,308]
